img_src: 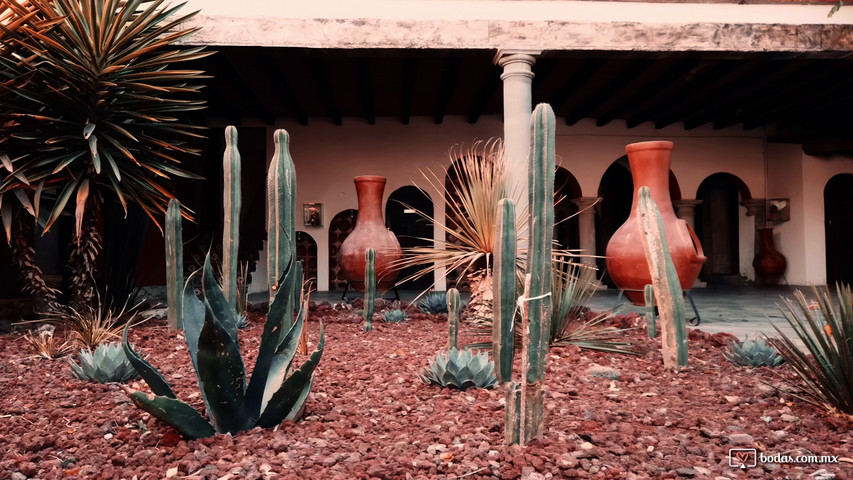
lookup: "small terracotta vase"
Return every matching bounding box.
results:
[605,141,706,305]
[339,175,402,291]
[753,227,786,283]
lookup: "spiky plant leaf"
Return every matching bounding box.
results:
[127,390,216,440]
[0,0,209,234]
[123,319,176,398]
[420,348,498,391]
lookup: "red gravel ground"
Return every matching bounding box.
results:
[0,303,851,480]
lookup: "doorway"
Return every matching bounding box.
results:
[695,173,747,283]
[825,174,853,285]
[386,186,434,290]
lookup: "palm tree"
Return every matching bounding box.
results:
[0,0,210,308]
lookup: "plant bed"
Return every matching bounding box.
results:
[0,309,850,480]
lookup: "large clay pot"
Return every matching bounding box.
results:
[753,227,786,283]
[339,175,402,291]
[605,141,706,305]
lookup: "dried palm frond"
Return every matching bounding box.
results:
[766,284,853,414]
[551,256,599,343]
[22,330,73,360]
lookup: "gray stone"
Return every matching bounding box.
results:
[727,433,755,445]
[11,473,26,480]
[780,414,800,422]
[586,364,620,380]
[811,469,836,480]
[677,467,697,477]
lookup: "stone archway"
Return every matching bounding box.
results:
[328,209,358,291]
[386,185,434,290]
[555,166,582,251]
[825,174,853,285]
[695,173,751,283]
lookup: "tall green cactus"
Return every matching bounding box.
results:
[447,288,461,349]
[492,198,516,383]
[644,284,657,338]
[506,103,555,446]
[165,199,183,330]
[222,126,241,307]
[363,248,376,332]
[268,129,296,304]
[637,186,688,369]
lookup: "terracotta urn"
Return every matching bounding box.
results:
[753,227,786,283]
[605,141,706,304]
[338,175,402,291]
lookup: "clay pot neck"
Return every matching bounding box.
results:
[626,141,674,213]
[757,228,777,249]
[354,175,386,224]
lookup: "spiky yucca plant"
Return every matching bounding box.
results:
[0,0,209,303]
[766,284,853,414]
[23,330,73,360]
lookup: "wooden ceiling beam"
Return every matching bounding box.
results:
[468,66,501,124]
[357,58,375,125]
[564,60,653,126]
[434,57,462,125]
[308,57,342,126]
[548,58,606,113]
[682,60,813,130]
[263,49,309,125]
[400,58,417,125]
[218,50,275,125]
[624,59,709,128]
[653,60,766,129]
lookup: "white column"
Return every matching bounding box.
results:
[495,50,540,214]
[569,197,600,267]
[742,198,765,282]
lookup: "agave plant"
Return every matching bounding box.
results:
[70,342,139,383]
[122,254,324,439]
[383,309,408,323]
[0,0,209,305]
[418,292,449,314]
[724,338,784,368]
[765,284,853,414]
[419,347,498,390]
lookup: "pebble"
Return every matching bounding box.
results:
[724,396,741,404]
[781,414,800,422]
[771,430,788,441]
[811,469,836,480]
[586,364,620,380]
[728,433,754,445]
[580,442,594,451]
[677,467,697,477]
[11,474,26,480]
[558,453,579,469]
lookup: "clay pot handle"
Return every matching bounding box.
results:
[682,220,705,261]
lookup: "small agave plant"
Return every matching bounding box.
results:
[122,254,324,439]
[420,348,498,390]
[724,338,784,368]
[70,343,139,383]
[418,292,449,314]
[383,309,407,323]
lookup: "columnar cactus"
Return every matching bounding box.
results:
[222,126,241,307]
[506,103,555,446]
[644,284,657,339]
[165,199,183,330]
[447,288,461,349]
[268,129,297,305]
[363,248,376,332]
[637,186,688,369]
[492,198,516,383]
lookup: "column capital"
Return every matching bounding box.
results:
[569,196,601,211]
[741,198,765,217]
[673,199,703,216]
[493,49,542,67]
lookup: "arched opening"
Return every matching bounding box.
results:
[554,166,582,250]
[695,173,751,284]
[596,156,680,286]
[386,186,434,290]
[296,231,318,287]
[825,174,853,285]
[328,209,358,291]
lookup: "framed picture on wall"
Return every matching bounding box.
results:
[304,203,322,227]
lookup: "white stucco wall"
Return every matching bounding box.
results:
[241,115,782,291]
[766,143,807,285]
